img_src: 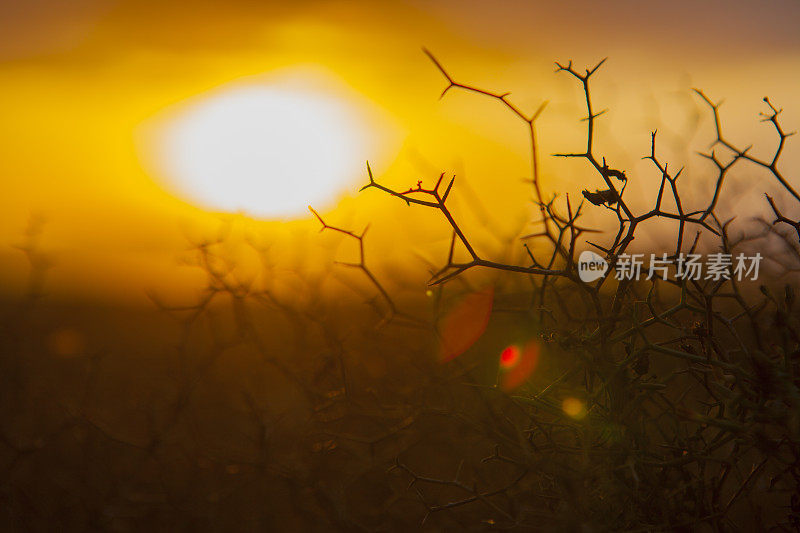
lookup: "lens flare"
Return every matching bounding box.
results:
[48,328,85,358]
[438,286,494,362]
[562,397,587,419]
[499,339,540,391]
[500,345,521,368]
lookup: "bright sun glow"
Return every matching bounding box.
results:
[146,76,379,219]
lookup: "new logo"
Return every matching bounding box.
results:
[578,250,608,282]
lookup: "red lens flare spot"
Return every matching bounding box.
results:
[500,339,541,391]
[500,345,521,369]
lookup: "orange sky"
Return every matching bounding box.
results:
[1,0,799,304]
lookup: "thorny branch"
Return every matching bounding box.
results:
[4,50,800,531]
[351,51,800,529]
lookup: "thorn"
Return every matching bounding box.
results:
[435,172,445,192]
[532,100,549,121]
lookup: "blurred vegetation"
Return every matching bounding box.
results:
[2,54,800,531]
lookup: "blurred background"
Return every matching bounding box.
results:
[2,2,800,530]
[1,0,799,305]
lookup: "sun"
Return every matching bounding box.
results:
[141,72,386,219]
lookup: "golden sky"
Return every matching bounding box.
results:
[1,0,799,304]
